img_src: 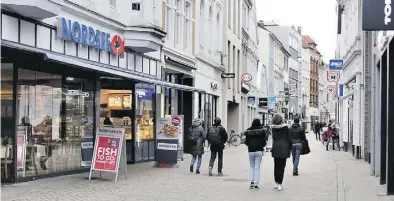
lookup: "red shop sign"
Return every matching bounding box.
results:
[92,136,122,172]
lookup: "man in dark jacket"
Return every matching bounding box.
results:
[244,118,267,189]
[207,117,228,176]
[314,120,321,141]
[289,117,307,176]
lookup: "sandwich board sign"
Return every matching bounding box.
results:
[89,127,127,182]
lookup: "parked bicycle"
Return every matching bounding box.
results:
[227,130,242,147]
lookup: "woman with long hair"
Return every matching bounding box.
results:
[244,118,267,190]
[270,114,292,191]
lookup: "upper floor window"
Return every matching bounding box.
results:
[216,12,221,51]
[228,0,231,28]
[209,6,213,51]
[200,0,205,49]
[110,0,116,8]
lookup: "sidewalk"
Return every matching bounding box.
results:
[2,133,393,201]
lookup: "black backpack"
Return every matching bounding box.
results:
[189,128,198,145]
[208,126,221,144]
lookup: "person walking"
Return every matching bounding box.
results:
[289,117,307,176]
[244,118,267,190]
[265,124,273,152]
[325,120,334,151]
[207,117,228,176]
[189,119,206,174]
[313,120,321,141]
[270,114,292,191]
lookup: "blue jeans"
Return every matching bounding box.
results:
[292,143,302,172]
[248,151,263,185]
[191,155,202,169]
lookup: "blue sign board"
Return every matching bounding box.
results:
[269,97,276,104]
[248,97,256,105]
[338,84,343,97]
[329,59,344,70]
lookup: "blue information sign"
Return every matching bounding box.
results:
[329,59,344,70]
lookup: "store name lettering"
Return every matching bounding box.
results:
[385,0,392,25]
[56,17,125,56]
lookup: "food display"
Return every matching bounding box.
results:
[123,95,131,109]
[161,124,178,137]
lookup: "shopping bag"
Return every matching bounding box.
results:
[301,139,311,155]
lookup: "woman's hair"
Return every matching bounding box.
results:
[272,114,283,125]
[251,118,262,128]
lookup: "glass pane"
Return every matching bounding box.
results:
[135,84,154,141]
[1,63,14,181]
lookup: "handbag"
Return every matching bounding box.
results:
[301,139,311,155]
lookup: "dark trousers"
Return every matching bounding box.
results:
[314,130,321,140]
[274,158,287,184]
[209,150,223,172]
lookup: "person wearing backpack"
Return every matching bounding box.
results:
[244,118,267,190]
[289,117,307,176]
[189,119,206,174]
[207,117,228,176]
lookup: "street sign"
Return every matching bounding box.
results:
[269,97,276,104]
[241,73,252,82]
[327,85,336,95]
[329,59,344,70]
[327,71,340,82]
[221,73,235,78]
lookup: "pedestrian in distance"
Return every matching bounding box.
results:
[289,117,307,176]
[207,117,228,176]
[265,124,273,152]
[270,114,292,191]
[314,120,321,141]
[188,119,206,174]
[244,118,267,190]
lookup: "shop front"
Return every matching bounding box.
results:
[0,10,203,183]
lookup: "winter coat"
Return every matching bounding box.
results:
[314,122,321,132]
[289,123,306,144]
[271,124,292,159]
[207,123,228,152]
[244,127,267,152]
[189,120,206,156]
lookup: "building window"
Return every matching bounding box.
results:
[233,0,237,33]
[208,6,213,52]
[110,0,116,8]
[132,3,141,11]
[216,13,220,52]
[200,0,205,49]
[166,5,171,40]
[228,0,231,28]
[184,1,191,52]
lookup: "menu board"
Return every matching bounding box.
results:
[108,94,132,110]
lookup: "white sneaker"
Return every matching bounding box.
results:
[277,184,283,191]
[273,183,279,189]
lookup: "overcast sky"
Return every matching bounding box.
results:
[255,0,337,63]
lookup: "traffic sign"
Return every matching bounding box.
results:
[329,59,344,70]
[327,71,340,82]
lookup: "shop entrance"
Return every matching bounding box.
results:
[100,79,135,163]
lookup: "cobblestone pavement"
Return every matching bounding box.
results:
[2,133,394,201]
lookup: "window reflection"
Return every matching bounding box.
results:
[16,69,93,178]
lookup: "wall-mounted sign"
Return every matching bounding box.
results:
[241,82,250,94]
[327,85,336,95]
[221,73,235,78]
[247,96,256,105]
[327,71,340,82]
[269,97,276,104]
[57,17,125,56]
[362,0,394,30]
[210,82,218,91]
[329,59,344,70]
[241,73,253,82]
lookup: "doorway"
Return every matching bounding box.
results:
[99,85,135,163]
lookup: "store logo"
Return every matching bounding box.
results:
[57,17,125,56]
[172,116,181,126]
[241,73,252,82]
[385,0,392,25]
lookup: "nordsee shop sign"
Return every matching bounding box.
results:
[56,17,125,55]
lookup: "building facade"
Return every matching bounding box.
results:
[302,35,320,124]
[301,46,311,126]
[0,0,205,183]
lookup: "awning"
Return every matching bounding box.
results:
[1,40,205,93]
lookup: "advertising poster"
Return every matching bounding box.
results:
[92,136,121,171]
[16,126,26,169]
[157,116,180,140]
[91,127,124,172]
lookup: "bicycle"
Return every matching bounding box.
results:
[227,130,242,147]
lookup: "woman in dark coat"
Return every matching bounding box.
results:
[188,119,206,174]
[270,114,292,191]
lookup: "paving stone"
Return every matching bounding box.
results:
[1,133,394,201]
